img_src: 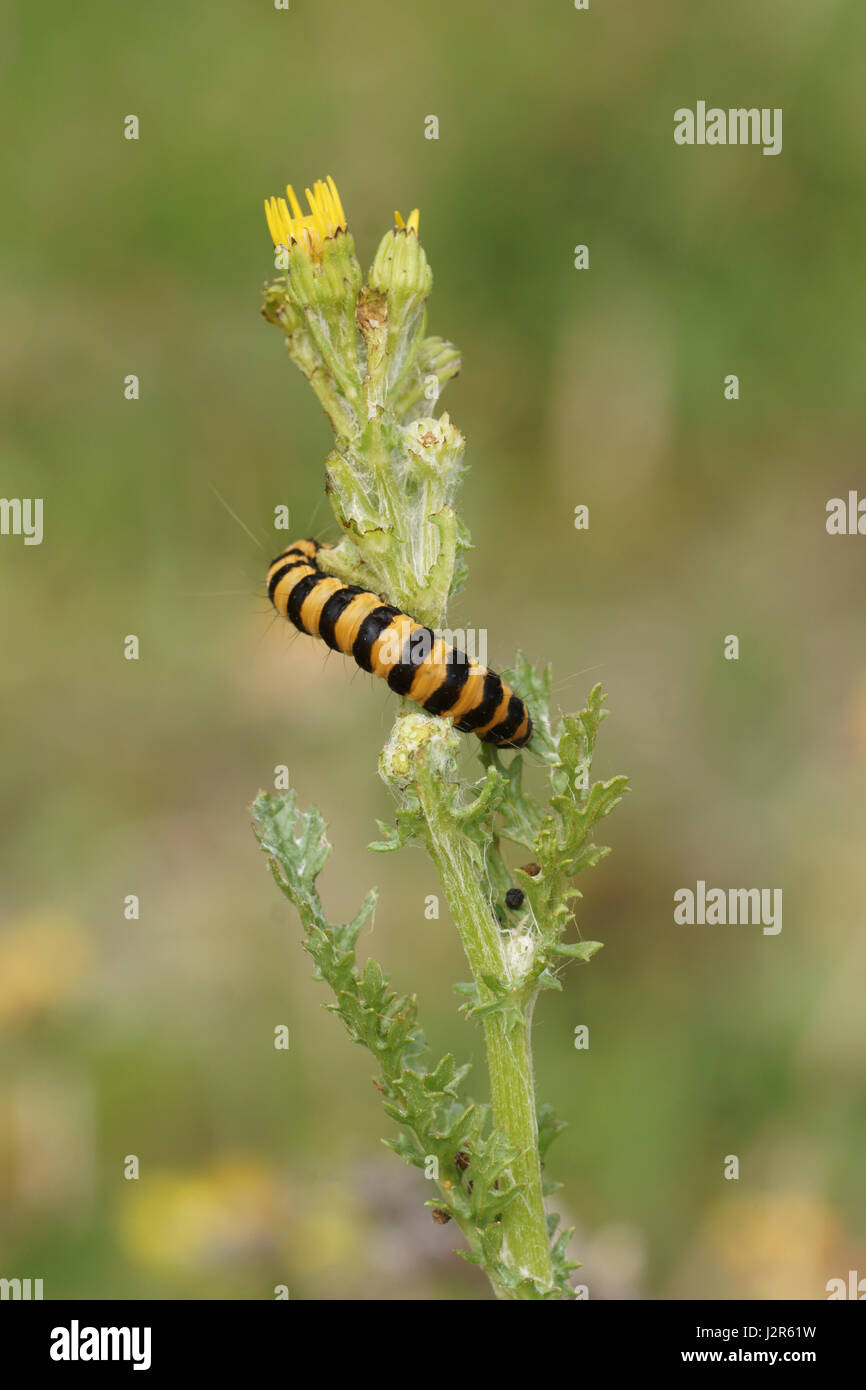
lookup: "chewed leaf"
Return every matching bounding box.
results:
[251,790,331,888]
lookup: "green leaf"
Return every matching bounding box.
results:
[550,940,604,962]
[537,1103,568,1161]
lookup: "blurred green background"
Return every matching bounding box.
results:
[1,0,865,1300]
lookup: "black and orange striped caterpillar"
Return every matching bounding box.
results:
[267,539,533,749]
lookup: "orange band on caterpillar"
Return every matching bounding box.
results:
[267,539,533,749]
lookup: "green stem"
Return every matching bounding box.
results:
[285,334,357,439]
[416,754,554,1294]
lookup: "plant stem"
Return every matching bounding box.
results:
[416,756,554,1294]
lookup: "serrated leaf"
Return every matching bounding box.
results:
[550,940,604,962]
[537,1102,567,1161]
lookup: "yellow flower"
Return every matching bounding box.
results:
[263,176,421,260]
[264,175,347,259]
[706,1190,840,1299]
[119,1157,284,1274]
[394,208,421,235]
[0,914,90,1026]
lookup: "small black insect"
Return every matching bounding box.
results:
[505,887,525,910]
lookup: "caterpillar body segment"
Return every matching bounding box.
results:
[267,539,533,749]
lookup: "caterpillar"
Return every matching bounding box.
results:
[267,539,533,749]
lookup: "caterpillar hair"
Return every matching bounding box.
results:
[267,539,533,749]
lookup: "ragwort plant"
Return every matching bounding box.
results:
[251,177,628,1300]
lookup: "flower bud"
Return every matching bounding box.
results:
[364,211,433,400]
[369,211,432,301]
